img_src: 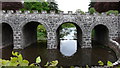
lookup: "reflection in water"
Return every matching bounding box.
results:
[1,43,117,66]
[60,40,77,56]
[60,28,77,56]
[1,27,118,66]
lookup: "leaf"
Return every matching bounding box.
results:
[49,60,58,66]
[36,56,41,64]
[86,65,89,68]
[10,57,18,63]
[30,63,35,66]
[107,61,113,67]
[12,51,18,56]
[19,60,29,66]
[18,54,23,62]
[44,62,49,66]
[2,60,10,66]
[8,62,19,66]
[0,59,2,66]
[98,61,104,66]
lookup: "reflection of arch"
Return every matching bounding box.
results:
[22,21,47,48]
[91,24,109,45]
[56,22,83,48]
[1,23,13,48]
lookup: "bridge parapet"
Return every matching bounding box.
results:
[1,10,120,17]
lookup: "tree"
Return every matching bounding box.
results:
[89,2,120,13]
[2,2,23,10]
[21,0,59,13]
[22,2,49,12]
[75,9,85,14]
[89,8,96,14]
[94,2,120,13]
[48,2,58,13]
[88,2,96,9]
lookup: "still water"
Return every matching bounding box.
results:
[1,28,117,66]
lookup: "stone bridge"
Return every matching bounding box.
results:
[0,10,120,50]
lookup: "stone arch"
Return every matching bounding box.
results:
[90,22,112,37]
[0,22,13,48]
[91,24,109,45]
[2,20,14,31]
[21,21,48,48]
[55,20,84,33]
[20,19,50,32]
[56,22,83,48]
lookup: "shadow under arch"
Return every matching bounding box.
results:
[0,23,13,48]
[56,22,82,49]
[91,24,109,46]
[22,21,47,48]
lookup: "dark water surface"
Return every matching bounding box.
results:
[1,27,118,66]
[1,42,117,66]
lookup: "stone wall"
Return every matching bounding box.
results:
[0,10,119,49]
[118,14,120,38]
[0,10,120,67]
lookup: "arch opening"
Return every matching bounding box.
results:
[22,21,47,48]
[92,24,109,46]
[1,23,13,48]
[56,22,82,56]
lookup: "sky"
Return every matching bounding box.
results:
[55,0,91,13]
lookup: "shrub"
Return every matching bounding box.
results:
[89,8,96,14]
[0,51,58,67]
[76,9,85,14]
[106,10,119,15]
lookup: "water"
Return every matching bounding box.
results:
[1,27,118,66]
[60,40,77,56]
[60,28,77,56]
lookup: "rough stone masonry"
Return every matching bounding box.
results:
[0,10,119,49]
[1,10,120,66]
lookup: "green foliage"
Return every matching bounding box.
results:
[36,56,41,64]
[37,25,47,41]
[89,8,96,14]
[86,65,89,68]
[45,60,58,67]
[23,2,49,12]
[76,9,85,14]
[0,51,58,67]
[21,0,59,13]
[0,51,29,66]
[91,29,95,39]
[88,2,96,9]
[117,65,120,68]
[70,66,74,68]
[61,23,75,28]
[106,10,119,15]
[37,25,46,33]
[98,60,115,67]
[48,2,58,13]
[98,61,104,66]
[107,61,113,67]
[24,0,45,2]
